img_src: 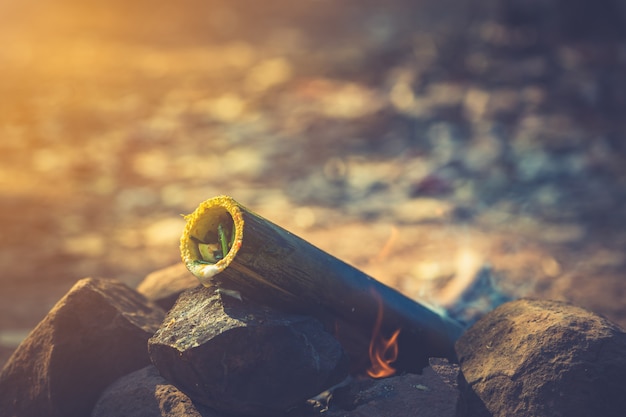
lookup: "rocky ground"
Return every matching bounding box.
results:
[1,0,626,367]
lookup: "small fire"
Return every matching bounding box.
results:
[366,290,401,378]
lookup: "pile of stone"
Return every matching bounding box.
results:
[1,263,625,417]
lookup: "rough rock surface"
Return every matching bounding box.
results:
[92,365,222,417]
[455,298,626,417]
[94,360,460,417]
[0,278,165,417]
[137,263,199,310]
[149,284,349,416]
[324,358,459,417]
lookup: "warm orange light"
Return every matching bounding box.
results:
[367,327,401,378]
[366,290,401,378]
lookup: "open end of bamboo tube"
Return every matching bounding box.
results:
[180,196,244,286]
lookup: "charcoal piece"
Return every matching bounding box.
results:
[148,285,349,416]
[92,365,222,417]
[455,299,626,417]
[325,359,459,417]
[0,278,165,417]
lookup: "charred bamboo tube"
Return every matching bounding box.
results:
[180,195,464,370]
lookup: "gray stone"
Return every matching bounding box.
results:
[324,358,459,417]
[0,278,165,417]
[149,284,349,416]
[137,263,200,310]
[455,299,626,417]
[92,365,222,417]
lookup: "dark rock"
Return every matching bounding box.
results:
[137,263,200,310]
[149,285,349,417]
[428,357,459,389]
[92,365,222,417]
[325,358,459,417]
[455,298,626,417]
[0,277,165,417]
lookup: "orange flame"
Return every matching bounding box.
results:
[366,290,401,378]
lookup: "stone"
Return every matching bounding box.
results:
[0,278,165,417]
[148,285,349,416]
[137,263,199,310]
[324,358,459,417]
[455,298,626,417]
[92,365,222,417]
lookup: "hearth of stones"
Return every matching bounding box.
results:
[147,282,454,417]
[150,195,466,415]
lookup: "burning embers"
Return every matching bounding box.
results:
[366,290,401,378]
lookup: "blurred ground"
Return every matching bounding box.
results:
[1,0,626,366]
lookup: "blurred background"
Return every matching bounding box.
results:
[1,0,626,365]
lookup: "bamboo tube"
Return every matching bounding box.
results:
[180,195,464,371]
